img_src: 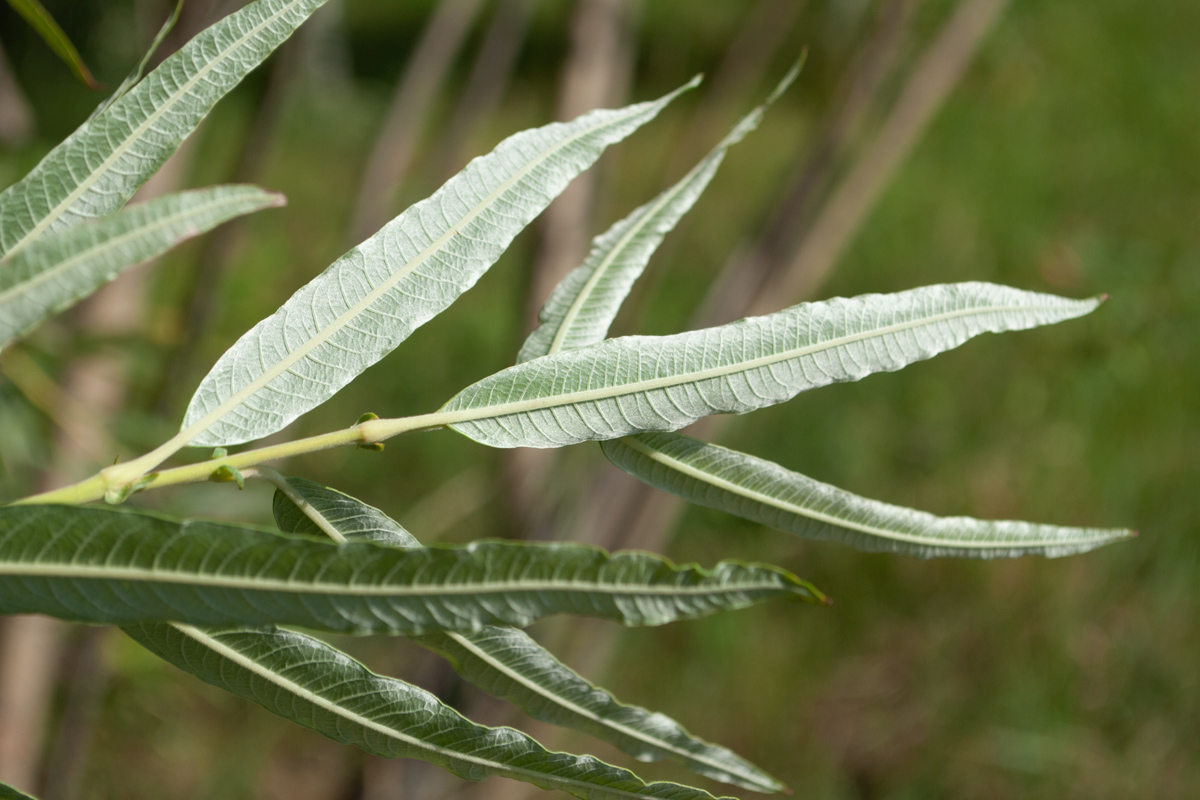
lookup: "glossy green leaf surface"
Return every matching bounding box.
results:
[444,283,1102,449]
[0,0,325,257]
[603,432,1135,559]
[182,79,698,448]
[271,478,784,792]
[0,186,282,346]
[518,63,799,363]
[0,505,821,633]
[126,623,732,800]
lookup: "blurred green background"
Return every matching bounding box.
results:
[0,0,1196,798]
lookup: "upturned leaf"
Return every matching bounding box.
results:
[603,432,1135,559]
[0,505,822,633]
[126,623,733,800]
[442,283,1102,449]
[180,79,699,448]
[518,62,800,363]
[0,0,326,257]
[0,186,283,346]
[271,478,785,793]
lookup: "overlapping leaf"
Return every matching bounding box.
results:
[603,432,1135,559]
[272,476,420,547]
[271,478,786,793]
[518,64,799,363]
[0,505,821,633]
[0,0,325,257]
[418,626,785,792]
[443,282,1102,449]
[0,186,282,346]
[127,622,732,800]
[181,79,699,449]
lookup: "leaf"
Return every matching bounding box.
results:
[603,432,1135,559]
[0,504,822,633]
[271,478,785,793]
[441,283,1103,449]
[125,622,733,800]
[0,782,38,800]
[272,476,419,547]
[181,79,700,449]
[0,185,283,347]
[5,0,99,89]
[518,62,800,364]
[418,626,786,793]
[0,0,326,257]
[90,0,186,119]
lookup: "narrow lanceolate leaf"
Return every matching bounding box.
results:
[0,505,822,633]
[182,79,699,449]
[0,0,325,257]
[0,186,283,346]
[90,0,186,120]
[5,0,99,89]
[518,62,800,364]
[270,479,785,793]
[272,476,419,547]
[604,432,1136,559]
[126,623,732,800]
[418,626,786,793]
[443,283,1103,449]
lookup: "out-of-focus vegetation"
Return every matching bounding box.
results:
[0,0,1195,798]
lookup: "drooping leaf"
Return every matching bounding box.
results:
[603,432,1135,559]
[272,475,419,547]
[441,283,1103,449]
[0,505,822,633]
[518,62,800,364]
[181,79,699,449]
[271,478,785,793]
[0,186,283,347]
[5,0,99,89]
[90,0,186,119]
[126,623,733,800]
[0,0,326,257]
[418,626,786,793]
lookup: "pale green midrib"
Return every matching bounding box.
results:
[445,632,771,788]
[620,437,1123,550]
[0,560,788,597]
[449,301,1089,426]
[172,624,679,800]
[6,1,305,256]
[183,105,655,445]
[546,106,757,357]
[0,193,256,306]
[546,154,711,357]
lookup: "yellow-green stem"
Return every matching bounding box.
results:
[13,411,453,507]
